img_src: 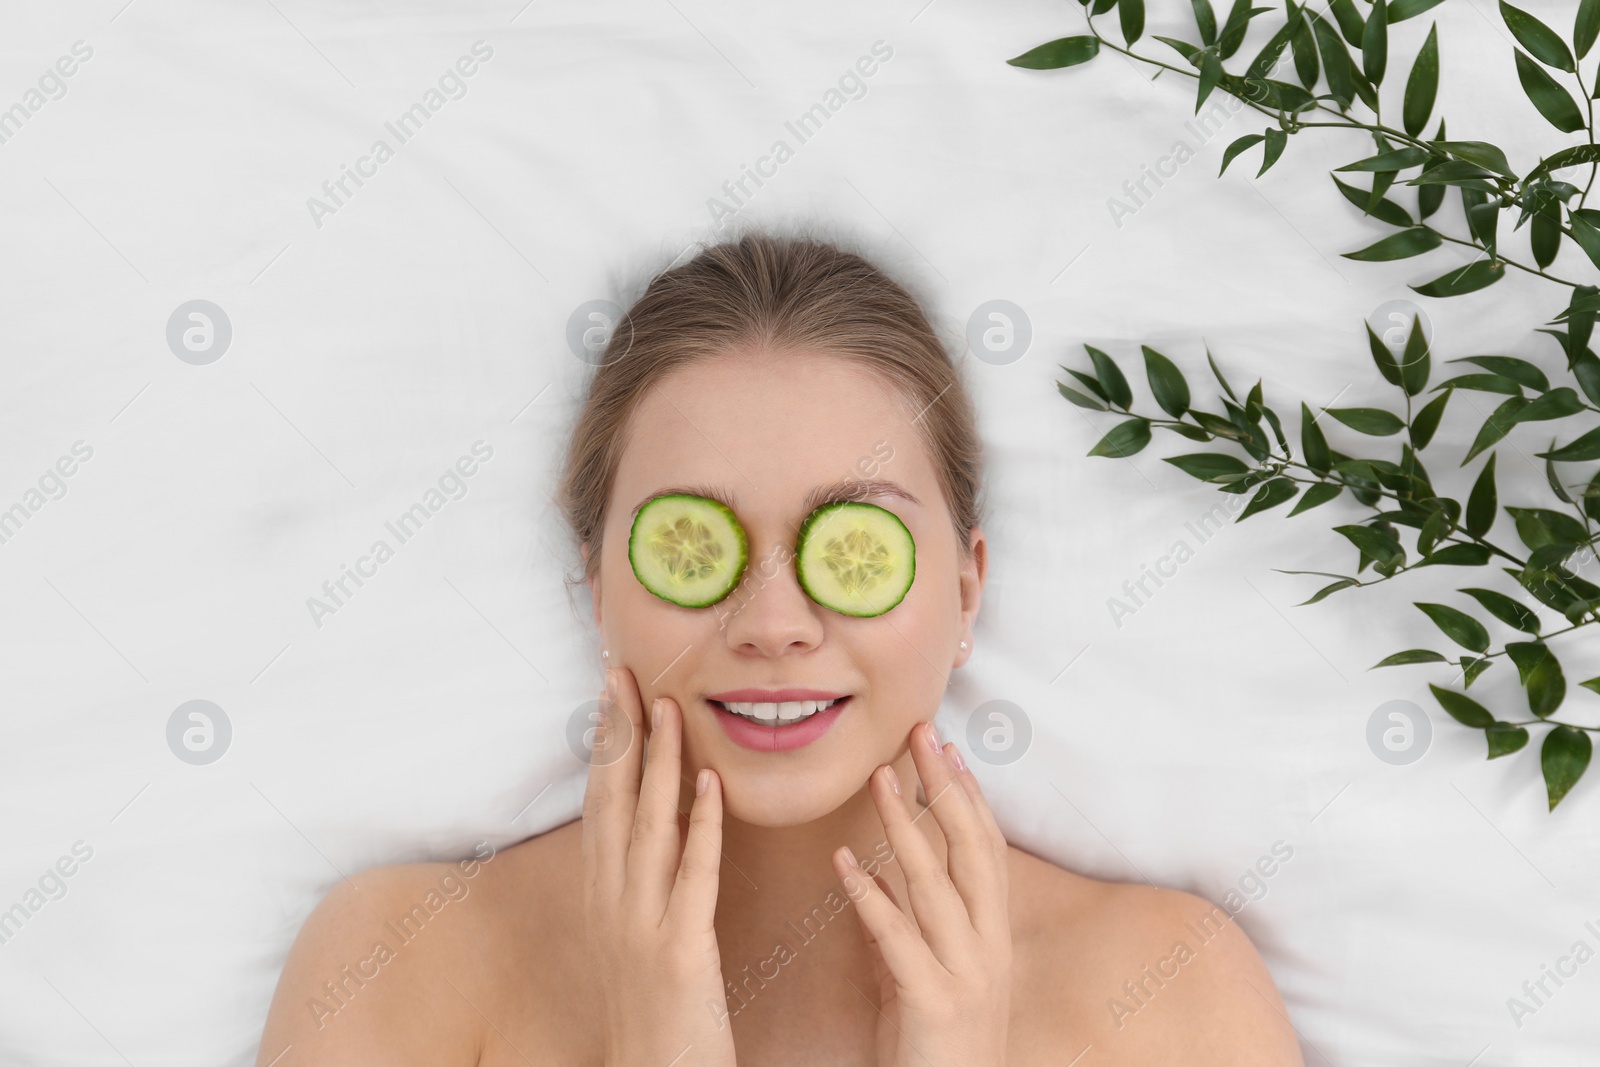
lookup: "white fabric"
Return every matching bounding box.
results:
[2,1,1597,1063]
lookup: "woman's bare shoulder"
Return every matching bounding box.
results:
[255,825,588,1067]
[1004,844,1304,1066]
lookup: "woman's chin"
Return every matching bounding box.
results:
[715,775,860,828]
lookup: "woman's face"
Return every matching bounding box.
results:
[585,346,985,826]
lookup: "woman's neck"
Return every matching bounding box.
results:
[707,747,945,978]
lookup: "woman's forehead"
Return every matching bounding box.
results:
[613,351,933,523]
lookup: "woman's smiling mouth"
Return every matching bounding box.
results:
[706,692,851,751]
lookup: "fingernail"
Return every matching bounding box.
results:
[651,697,663,729]
[925,723,942,755]
[841,845,860,869]
[948,744,966,772]
[883,765,901,795]
[696,768,710,796]
[605,669,618,700]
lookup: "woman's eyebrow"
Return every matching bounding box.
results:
[630,478,920,519]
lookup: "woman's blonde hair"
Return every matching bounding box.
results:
[555,227,986,597]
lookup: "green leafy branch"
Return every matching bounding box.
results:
[1015,0,1600,809]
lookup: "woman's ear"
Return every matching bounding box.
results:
[955,526,986,664]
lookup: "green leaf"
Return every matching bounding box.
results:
[1411,259,1506,298]
[1343,226,1443,261]
[1289,3,1320,87]
[1416,601,1490,651]
[1218,0,1271,59]
[1566,207,1600,270]
[1526,143,1600,181]
[1065,368,1111,404]
[1085,345,1133,409]
[1335,522,1404,564]
[1336,146,1431,172]
[1465,453,1498,536]
[1586,467,1600,524]
[1573,350,1600,406]
[1578,674,1600,695]
[1485,723,1529,759]
[1541,726,1591,810]
[1259,127,1288,176]
[1206,345,1239,402]
[1363,0,1388,83]
[1432,373,1524,396]
[1459,586,1540,632]
[1429,682,1495,728]
[1300,402,1332,474]
[1536,425,1600,461]
[1300,577,1359,604]
[1191,0,1219,45]
[1327,407,1407,435]
[1403,23,1440,137]
[1198,51,1226,112]
[1140,346,1190,417]
[1400,312,1431,396]
[1163,453,1251,481]
[1446,355,1549,391]
[1088,417,1151,458]
[1431,140,1516,177]
[1367,322,1404,387]
[1372,648,1449,667]
[1514,387,1587,423]
[1331,174,1413,226]
[1410,388,1451,449]
[1514,49,1586,132]
[1389,0,1447,20]
[1500,1,1575,71]
[1288,481,1342,515]
[1578,0,1600,60]
[1058,382,1109,410]
[1532,212,1561,268]
[1329,0,1366,46]
[1464,399,1528,466]
[1506,506,1590,550]
[1007,36,1100,68]
[1155,34,1202,62]
[1528,645,1567,717]
[1311,12,1357,108]
[1237,477,1299,520]
[1408,159,1501,188]
[1120,0,1146,45]
[1414,544,1493,567]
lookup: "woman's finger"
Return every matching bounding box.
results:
[907,723,1004,940]
[626,691,687,914]
[945,742,1012,943]
[832,845,938,981]
[583,668,644,902]
[868,762,973,966]
[666,765,724,930]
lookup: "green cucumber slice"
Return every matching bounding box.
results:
[795,501,915,617]
[628,494,749,607]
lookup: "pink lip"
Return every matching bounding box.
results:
[708,688,847,702]
[709,696,849,752]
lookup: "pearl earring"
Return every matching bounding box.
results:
[601,649,610,660]
[959,640,968,650]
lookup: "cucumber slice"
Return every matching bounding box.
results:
[795,501,915,617]
[629,494,749,607]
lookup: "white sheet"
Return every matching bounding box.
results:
[2,1,1597,1063]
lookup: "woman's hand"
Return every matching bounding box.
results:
[831,721,1012,1067]
[581,667,737,1067]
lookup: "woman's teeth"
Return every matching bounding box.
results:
[719,698,841,724]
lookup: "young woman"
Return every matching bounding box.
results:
[256,231,1304,1066]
